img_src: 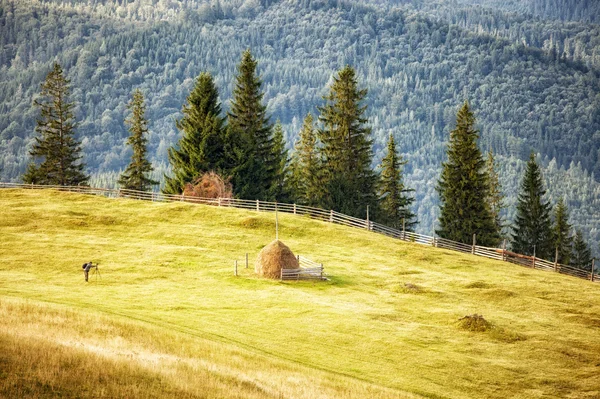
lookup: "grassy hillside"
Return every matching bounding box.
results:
[1,189,600,398]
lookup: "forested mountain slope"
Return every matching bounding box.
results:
[0,0,598,252]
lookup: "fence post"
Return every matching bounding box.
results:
[218,197,221,207]
[502,239,507,261]
[591,259,595,282]
[472,234,476,255]
[293,203,296,214]
[554,247,558,272]
[402,218,406,241]
[329,210,333,223]
[366,205,370,230]
[246,253,248,269]
[532,245,536,269]
[320,263,323,280]
[117,189,121,198]
[256,199,259,211]
[432,230,436,247]
[234,260,238,276]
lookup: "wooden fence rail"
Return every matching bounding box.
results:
[2,182,598,283]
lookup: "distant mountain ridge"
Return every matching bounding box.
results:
[0,0,598,253]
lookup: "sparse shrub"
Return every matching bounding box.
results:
[183,171,233,199]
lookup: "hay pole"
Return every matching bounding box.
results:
[234,260,238,276]
[245,253,248,269]
[275,203,279,240]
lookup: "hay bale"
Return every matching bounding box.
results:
[256,240,299,279]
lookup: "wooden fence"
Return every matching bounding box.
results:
[2,182,598,283]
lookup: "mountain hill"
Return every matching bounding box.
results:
[0,0,598,252]
[1,188,600,398]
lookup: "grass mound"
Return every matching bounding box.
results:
[464,281,493,289]
[458,314,492,332]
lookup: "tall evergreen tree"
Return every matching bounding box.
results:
[288,113,323,207]
[317,65,377,218]
[485,150,505,237]
[164,72,225,194]
[552,197,572,265]
[226,49,274,200]
[118,89,157,192]
[23,62,87,186]
[511,153,554,259]
[269,120,290,202]
[436,102,499,246]
[378,134,416,230]
[571,230,592,270]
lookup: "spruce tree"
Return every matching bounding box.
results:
[511,153,554,259]
[289,113,323,207]
[485,150,505,237]
[378,134,416,230]
[164,72,225,194]
[23,62,87,186]
[317,65,377,218]
[571,230,592,270]
[118,89,158,192]
[552,197,572,265]
[269,120,290,202]
[226,49,274,201]
[436,102,499,246]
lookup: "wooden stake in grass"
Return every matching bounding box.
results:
[234,260,238,276]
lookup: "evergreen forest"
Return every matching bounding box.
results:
[0,0,599,255]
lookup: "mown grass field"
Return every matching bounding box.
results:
[1,188,600,398]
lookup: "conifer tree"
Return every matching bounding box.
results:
[23,62,87,186]
[571,230,592,270]
[118,89,158,192]
[269,121,290,202]
[317,65,377,218]
[485,150,505,237]
[552,197,572,265]
[378,134,416,230]
[436,102,499,246]
[226,50,274,200]
[288,113,322,207]
[164,72,225,194]
[511,153,554,259]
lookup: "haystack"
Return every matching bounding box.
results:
[255,240,299,279]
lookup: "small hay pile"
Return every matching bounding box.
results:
[256,240,299,279]
[458,314,492,332]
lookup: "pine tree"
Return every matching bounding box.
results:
[226,49,274,201]
[511,153,554,259]
[118,89,158,192]
[485,150,505,237]
[378,134,417,230]
[269,120,290,202]
[571,230,592,270]
[317,65,377,218]
[164,72,225,194]
[23,62,87,186]
[288,113,323,207]
[552,197,572,265]
[436,102,499,246]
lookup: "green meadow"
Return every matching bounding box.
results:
[1,189,599,398]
